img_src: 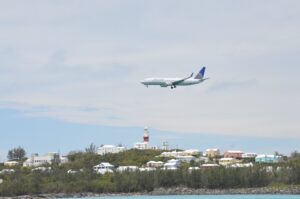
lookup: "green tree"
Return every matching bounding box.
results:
[85,143,97,154]
[290,151,300,160]
[7,146,26,161]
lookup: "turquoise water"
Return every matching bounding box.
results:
[64,195,300,199]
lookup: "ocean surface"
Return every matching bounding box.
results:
[63,195,300,199]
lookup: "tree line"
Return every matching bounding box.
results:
[1,148,300,196]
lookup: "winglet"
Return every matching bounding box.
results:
[194,67,206,79]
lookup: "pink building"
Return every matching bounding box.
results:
[224,150,244,159]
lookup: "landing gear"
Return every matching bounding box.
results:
[170,85,176,89]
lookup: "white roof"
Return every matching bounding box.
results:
[164,162,178,166]
[101,145,115,148]
[201,163,219,167]
[226,150,244,153]
[184,149,200,152]
[176,155,194,158]
[5,161,18,163]
[206,148,219,152]
[256,154,280,158]
[167,159,180,163]
[118,166,138,169]
[188,167,200,170]
[231,163,253,168]
[147,161,164,164]
[165,167,177,170]
[135,142,148,144]
[139,167,156,171]
[94,162,114,168]
[243,152,257,155]
[102,162,113,166]
[242,153,257,157]
[219,157,235,161]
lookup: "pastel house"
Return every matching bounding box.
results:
[255,155,282,163]
[224,150,244,159]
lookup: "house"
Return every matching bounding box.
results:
[0,169,15,174]
[224,150,244,159]
[97,145,126,155]
[182,149,201,156]
[146,161,164,168]
[67,169,79,174]
[230,162,253,168]
[139,167,156,172]
[255,155,282,163]
[67,169,83,174]
[133,142,149,150]
[96,168,114,174]
[31,167,52,172]
[176,155,195,163]
[159,150,184,158]
[93,162,114,174]
[163,159,181,170]
[242,153,257,159]
[116,166,138,172]
[219,158,241,167]
[4,161,19,167]
[200,163,220,168]
[205,149,220,158]
[93,162,114,171]
[23,153,60,167]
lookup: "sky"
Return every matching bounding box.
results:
[0,1,300,161]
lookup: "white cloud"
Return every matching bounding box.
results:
[0,1,299,138]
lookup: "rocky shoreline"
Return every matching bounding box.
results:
[150,186,300,195]
[1,186,300,199]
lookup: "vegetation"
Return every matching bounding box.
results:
[7,146,26,161]
[1,149,300,196]
[85,143,97,154]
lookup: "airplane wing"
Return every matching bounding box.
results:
[169,73,193,86]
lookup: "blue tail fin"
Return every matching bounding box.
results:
[194,67,206,79]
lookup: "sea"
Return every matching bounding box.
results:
[63,195,300,199]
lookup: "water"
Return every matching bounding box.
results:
[64,195,300,199]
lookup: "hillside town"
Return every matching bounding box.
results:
[1,127,300,196]
[0,127,286,176]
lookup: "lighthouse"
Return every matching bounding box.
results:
[143,127,149,143]
[133,127,150,150]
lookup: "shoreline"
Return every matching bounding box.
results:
[1,186,300,199]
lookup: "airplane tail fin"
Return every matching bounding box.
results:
[194,67,206,79]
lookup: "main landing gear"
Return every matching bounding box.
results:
[170,85,176,89]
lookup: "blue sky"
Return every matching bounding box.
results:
[0,1,300,161]
[1,108,300,162]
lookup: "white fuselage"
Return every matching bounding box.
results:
[141,77,204,87]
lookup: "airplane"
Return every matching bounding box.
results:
[140,67,208,89]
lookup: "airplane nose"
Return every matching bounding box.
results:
[140,80,146,85]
